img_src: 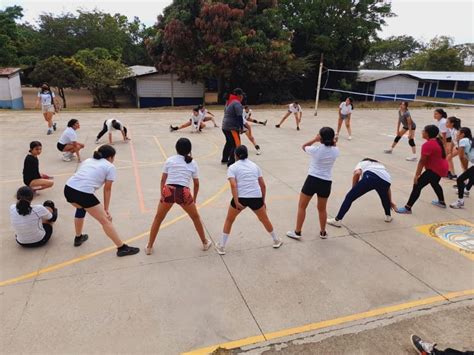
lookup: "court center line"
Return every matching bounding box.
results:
[182,288,474,354]
[0,182,229,288]
[128,132,148,213]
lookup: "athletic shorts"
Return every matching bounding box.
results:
[341,114,349,120]
[42,105,55,113]
[160,184,194,206]
[57,142,66,152]
[16,224,53,248]
[64,185,100,208]
[231,197,264,211]
[447,137,452,143]
[301,175,332,198]
[402,126,416,131]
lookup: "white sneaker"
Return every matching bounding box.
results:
[272,239,283,248]
[62,153,72,162]
[347,136,352,141]
[320,231,328,239]
[406,155,417,161]
[145,246,153,255]
[383,149,393,154]
[327,218,342,227]
[95,139,100,144]
[449,200,464,209]
[202,239,212,251]
[215,243,226,255]
[256,148,261,155]
[384,215,392,223]
[286,231,301,240]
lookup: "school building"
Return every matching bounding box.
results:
[357,70,474,101]
[0,68,24,109]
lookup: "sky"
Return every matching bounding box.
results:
[2,0,473,44]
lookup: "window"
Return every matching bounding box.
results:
[418,81,425,89]
[456,81,474,92]
[438,80,455,91]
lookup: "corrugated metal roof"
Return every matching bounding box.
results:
[358,70,474,82]
[0,67,21,77]
[126,65,157,78]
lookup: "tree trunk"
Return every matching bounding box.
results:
[58,87,66,108]
[217,75,225,104]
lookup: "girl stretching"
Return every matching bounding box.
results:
[336,97,353,141]
[23,141,54,192]
[170,108,205,132]
[384,101,417,161]
[146,138,211,255]
[446,116,461,180]
[328,158,394,228]
[95,118,130,144]
[244,106,267,126]
[242,107,262,155]
[287,127,339,240]
[395,125,448,214]
[450,127,474,209]
[198,105,219,127]
[276,102,302,130]
[10,186,58,247]
[35,83,57,135]
[57,119,85,162]
[216,145,282,255]
[64,145,140,256]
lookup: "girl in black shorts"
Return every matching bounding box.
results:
[287,127,339,240]
[216,145,282,255]
[64,145,139,257]
[146,138,211,255]
[23,141,54,192]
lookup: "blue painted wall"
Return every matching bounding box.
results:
[0,97,24,109]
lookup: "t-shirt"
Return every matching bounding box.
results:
[354,160,391,184]
[58,127,77,145]
[243,109,252,124]
[449,128,458,145]
[10,204,52,244]
[436,118,448,137]
[304,145,339,181]
[66,158,116,194]
[459,138,474,163]
[222,100,244,131]
[190,113,202,130]
[23,155,41,185]
[288,103,302,113]
[227,159,263,198]
[339,102,352,115]
[38,91,55,106]
[105,119,123,131]
[398,110,416,129]
[421,139,449,178]
[163,155,199,187]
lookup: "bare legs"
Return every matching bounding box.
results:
[277,112,300,129]
[43,112,53,129]
[295,192,328,234]
[29,178,54,191]
[63,142,85,161]
[336,118,351,138]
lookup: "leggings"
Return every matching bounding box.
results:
[221,129,241,166]
[96,122,127,140]
[433,348,473,355]
[336,171,391,220]
[406,169,444,208]
[457,166,474,198]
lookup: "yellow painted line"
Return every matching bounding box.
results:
[183,289,474,354]
[416,219,474,261]
[0,182,229,288]
[153,135,168,160]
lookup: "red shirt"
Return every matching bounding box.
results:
[421,139,448,177]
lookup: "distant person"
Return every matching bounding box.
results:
[57,119,85,162]
[221,88,245,166]
[23,141,54,192]
[170,108,205,133]
[335,97,353,140]
[410,334,473,355]
[95,118,130,144]
[445,116,461,180]
[450,127,474,209]
[276,102,302,130]
[35,83,57,135]
[242,106,262,155]
[433,108,449,146]
[244,106,267,126]
[198,104,219,127]
[10,186,58,247]
[384,101,417,161]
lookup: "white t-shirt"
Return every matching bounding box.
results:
[354,160,391,184]
[288,103,302,113]
[459,138,474,163]
[163,155,199,187]
[105,119,123,131]
[66,158,116,194]
[243,109,252,124]
[58,127,77,145]
[339,102,352,115]
[304,145,339,181]
[38,91,55,106]
[10,204,52,244]
[227,159,263,198]
[449,128,458,146]
[190,114,202,130]
[436,118,448,136]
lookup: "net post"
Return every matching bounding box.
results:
[314,53,324,116]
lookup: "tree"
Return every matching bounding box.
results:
[0,6,24,66]
[29,56,85,108]
[73,48,130,107]
[363,36,424,69]
[402,36,465,71]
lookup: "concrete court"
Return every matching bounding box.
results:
[0,107,473,354]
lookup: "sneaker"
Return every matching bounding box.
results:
[406,155,417,161]
[286,231,301,240]
[202,239,212,251]
[347,136,352,141]
[410,334,435,355]
[431,200,446,208]
[117,244,140,257]
[275,124,280,128]
[395,207,412,214]
[263,120,267,126]
[145,246,153,255]
[383,149,393,154]
[320,231,328,239]
[449,199,464,209]
[466,190,470,197]
[385,215,392,223]
[74,234,89,247]
[95,139,100,144]
[215,243,226,255]
[272,239,283,248]
[53,122,57,131]
[447,172,457,180]
[62,154,72,162]
[47,129,53,135]
[169,125,178,132]
[256,148,261,155]
[297,126,300,131]
[327,218,342,228]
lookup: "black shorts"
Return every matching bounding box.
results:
[16,224,53,248]
[301,175,332,198]
[231,197,264,211]
[402,126,416,131]
[57,142,66,152]
[64,185,100,208]
[447,137,452,143]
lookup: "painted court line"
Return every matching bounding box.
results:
[128,134,148,213]
[153,135,168,160]
[182,289,474,354]
[0,182,229,288]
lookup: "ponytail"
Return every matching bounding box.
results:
[93,145,116,160]
[459,127,473,152]
[15,186,33,216]
[435,108,447,119]
[435,137,447,159]
[184,155,193,164]
[175,138,193,164]
[448,116,461,130]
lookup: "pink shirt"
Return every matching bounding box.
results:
[421,139,448,177]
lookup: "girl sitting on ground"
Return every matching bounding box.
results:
[23,141,54,193]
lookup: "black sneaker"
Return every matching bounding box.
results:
[53,122,57,131]
[74,234,89,247]
[410,334,435,354]
[117,244,140,257]
[262,120,267,126]
[169,125,178,132]
[275,124,280,128]
[297,126,300,131]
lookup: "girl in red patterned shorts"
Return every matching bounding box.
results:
[146,138,212,254]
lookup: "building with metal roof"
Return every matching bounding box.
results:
[0,68,24,109]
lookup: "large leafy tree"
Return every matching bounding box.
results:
[0,6,24,66]
[363,36,424,69]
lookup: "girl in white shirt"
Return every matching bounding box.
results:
[216,145,282,255]
[433,109,449,146]
[57,119,85,162]
[146,138,211,255]
[336,97,353,140]
[450,127,474,209]
[276,102,302,130]
[446,116,461,180]
[170,108,205,132]
[64,145,140,257]
[287,127,339,240]
[34,83,57,135]
[95,119,130,144]
[198,104,219,127]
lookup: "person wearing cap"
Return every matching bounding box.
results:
[221,88,245,166]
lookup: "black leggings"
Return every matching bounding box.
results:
[221,129,241,166]
[433,348,473,355]
[96,121,127,140]
[457,166,474,198]
[406,169,444,208]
